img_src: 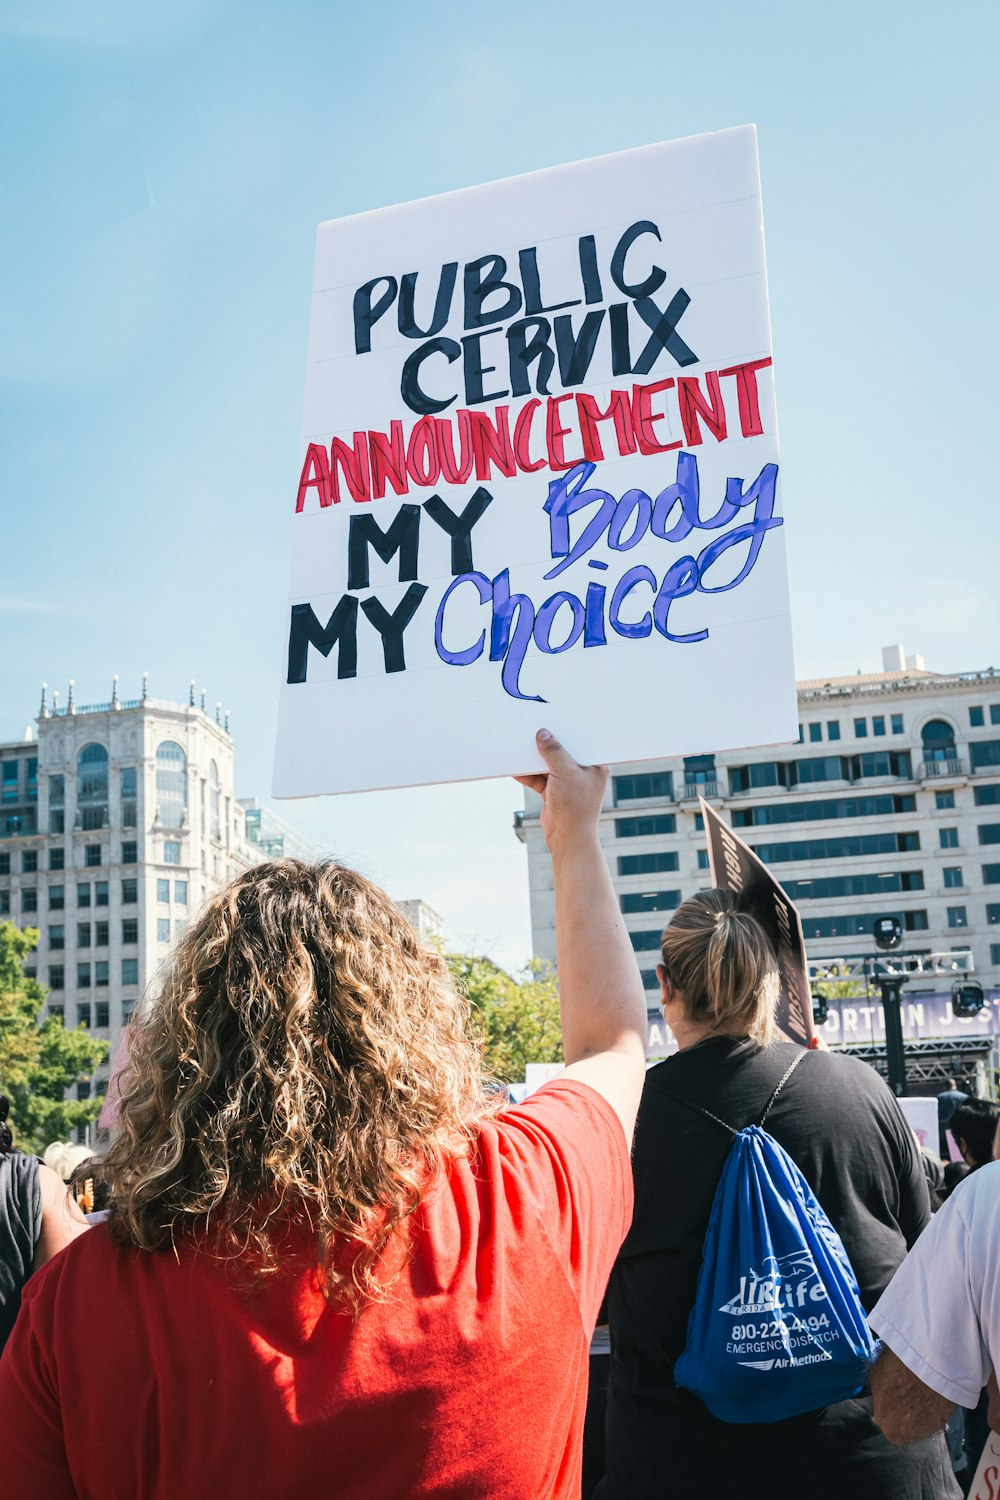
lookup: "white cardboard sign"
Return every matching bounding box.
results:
[273,126,797,797]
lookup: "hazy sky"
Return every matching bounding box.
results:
[1,0,997,969]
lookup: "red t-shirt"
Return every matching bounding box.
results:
[0,1080,630,1500]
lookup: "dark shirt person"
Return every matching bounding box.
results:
[950,1097,1000,1170]
[937,1078,969,1156]
[598,889,957,1500]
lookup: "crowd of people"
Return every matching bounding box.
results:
[0,731,998,1498]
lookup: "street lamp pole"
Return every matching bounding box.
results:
[876,973,908,1097]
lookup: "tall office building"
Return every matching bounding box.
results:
[0,679,303,1125]
[516,647,1000,1061]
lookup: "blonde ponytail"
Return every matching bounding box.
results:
[661,889,779,1045]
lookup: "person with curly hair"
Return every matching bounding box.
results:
[0,1096,88,1353]
[0,731,647,1499]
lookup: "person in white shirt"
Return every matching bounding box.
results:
[870,1164,1000,1443]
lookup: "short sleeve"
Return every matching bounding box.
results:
[0,1273,78,1498]
[869,1176,990,1408]
[495,1079,632,1328]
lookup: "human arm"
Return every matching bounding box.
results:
[869,1346,955,1444]
[869,1172,995,1442]
[515,729,646,1142]
[32,1162,88,1271]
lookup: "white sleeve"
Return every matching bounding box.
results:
[869,1173,992,1409]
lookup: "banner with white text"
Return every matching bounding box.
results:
[274,126,797,796]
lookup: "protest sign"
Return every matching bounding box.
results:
[274,126,797,797]
[700,797,815,1045]
[968,1430,1000,1500]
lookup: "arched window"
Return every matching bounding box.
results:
[155,741,188,829]
[921,719,957,764]
[209,760,221,842]
[77,744,108,830]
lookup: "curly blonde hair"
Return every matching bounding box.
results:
[102,859,500,1311]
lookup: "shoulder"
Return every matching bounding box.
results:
[497,1077,628,1159]
[22,1218,122,1306]
[949,1160,1000,1229]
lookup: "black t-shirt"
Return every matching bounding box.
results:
[0,1149,41,1353]
[599,1038,945,1500]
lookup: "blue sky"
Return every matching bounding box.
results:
[1,0,997,969]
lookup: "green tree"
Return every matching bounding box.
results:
[0,922,107,1154]
[449,953,563,1083]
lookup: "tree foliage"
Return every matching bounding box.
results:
[0,922,107,1155]
[448,953,562,1083]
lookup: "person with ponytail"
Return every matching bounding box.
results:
[596,890,957,1500]
[0,1095,88,1353]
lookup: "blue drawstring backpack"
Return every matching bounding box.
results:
[672,1052,879,1423]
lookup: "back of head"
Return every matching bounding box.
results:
[950,1096,1000,1167]
[101,859,498,1309]
[661,889,780,1046]
[43,1142,93,1181]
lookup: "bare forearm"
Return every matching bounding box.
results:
[552,830,646,1065]
[870,1346,955,1445]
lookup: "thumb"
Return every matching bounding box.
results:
[535,727,578,778]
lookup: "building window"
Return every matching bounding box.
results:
[121,958,138,986]
[615,814,676,838]
[77,743,109,830]
[120,766,138,829]
[174,919,185,938]
[872,716,886,737]
[980,825,1000,845]
[122,918,138,944]
[157,878,170,903]
[21,888,37,913]
[48,965,65,989]
[48,772,65,834]
[781,871,924,901]
[629,931,664,952]
[697,849,710,871]
[943,868,964,889]
[157,918,170,942]
[1,761,18,803]
[77,923,91,947]
[95,961,109,987]
[971,707,985,727]
[802,910,928,939]
[854,718,867,738]
[121,998,136,1022]
[939,828,959,849]
[48,1004,64,1022]
[210,760,221,841]
[94,921,108,947]
[620,890,681,915]
[77,1003,91,1029]
[750,831,917,864]
[613,771,674,804]
[95,1000,110,1028]
[95,881,109,907]
[85,845,102,868]
[121,878,138,904]
[972,742,1000,772]
[163,841,180,865]
[992,945,1000,966]
[935,790,956,810]
[618,852,680,876]
[987,904,1000,925]
[175,880,188,904]
[47,849,64,875]
[992,706,1000,726]
[921,719,957,767]
[947,906,968,929]
[827,721,841,741]
[48,885,64,911]
[975,785,1000,806]
[156,741,188,829]
[22,851,37,873]
[48,925,64,950]
[808,724,822,743]
[0,854,8,876]
[985,865,1000,885]
[77,962,91,989]
[121,840,138,864]
[77,882,91,907]
[892,714,905,734]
